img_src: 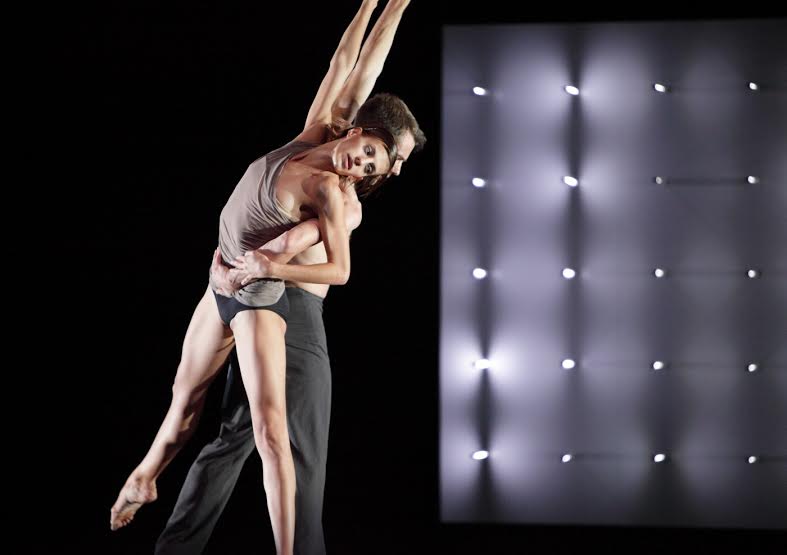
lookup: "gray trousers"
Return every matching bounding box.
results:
[155,287,331,555]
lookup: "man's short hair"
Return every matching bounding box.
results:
[355,93,426,152]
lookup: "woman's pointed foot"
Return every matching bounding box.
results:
[110,475,157,531]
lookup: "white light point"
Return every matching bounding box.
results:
[654,83,668,93]
[747,269,760,279]
[652,361,665,371]
[654,453,667,463]
[472,450,489,460]
[473,358,491,371]
[472,177,486,188]
[562,454,573,463]
[748,456,758,464]
[564,85,580,96]
[654,176,664,185]
[654,268,666,278]
[472,268,488,280]
[562,268,576,280]
[748,82,759,91]
[747,363,758,373]
[562,359,576,370]
[563,176,579,187]
[747,176,759,184]
[473,86,487,96]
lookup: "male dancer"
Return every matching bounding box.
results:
[155,2,424,553]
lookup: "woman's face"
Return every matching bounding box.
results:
[331,127,391,180]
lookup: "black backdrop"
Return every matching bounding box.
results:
[39,2,784,553]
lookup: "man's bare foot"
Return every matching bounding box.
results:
[109,475,157,531]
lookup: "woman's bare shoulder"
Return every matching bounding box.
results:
[300,169,340,197]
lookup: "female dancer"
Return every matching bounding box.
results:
[109,2,414,553]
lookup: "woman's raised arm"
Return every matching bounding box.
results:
[302,0,379,132]
[330,0,411,123]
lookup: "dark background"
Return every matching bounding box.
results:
[40,1,784,553]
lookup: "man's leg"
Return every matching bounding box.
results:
[155,349,256,555]
[285,288,332,555]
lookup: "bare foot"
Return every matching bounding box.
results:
[110,475,158,531]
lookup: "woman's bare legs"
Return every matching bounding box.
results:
[232,309,295,555]
[110,285,235,530]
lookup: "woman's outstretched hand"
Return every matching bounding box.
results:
[231,250,276,286]
[209,247,245,297]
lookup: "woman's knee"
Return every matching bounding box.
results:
[252,408,289,457]
[170,376,206,409]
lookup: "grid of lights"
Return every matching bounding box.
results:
[462,79,776,468]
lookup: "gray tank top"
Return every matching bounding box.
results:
[215,140,316,307]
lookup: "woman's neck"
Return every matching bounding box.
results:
[294,141,338,172]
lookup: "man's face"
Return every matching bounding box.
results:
[389,130,416,177]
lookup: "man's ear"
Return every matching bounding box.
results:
[346,126,363,138]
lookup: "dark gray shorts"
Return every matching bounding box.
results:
[212,288,289,325]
